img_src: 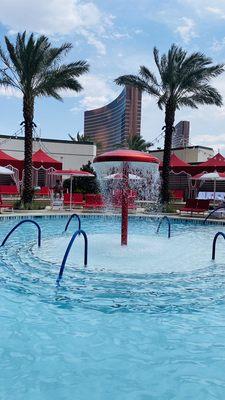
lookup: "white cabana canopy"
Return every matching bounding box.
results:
[0,166,14,175]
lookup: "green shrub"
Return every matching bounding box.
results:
[13,200,50,210]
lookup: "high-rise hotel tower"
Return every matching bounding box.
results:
[84,86,142,154]
[172,121,190,148]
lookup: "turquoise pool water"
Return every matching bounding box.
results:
[1,216,225,399]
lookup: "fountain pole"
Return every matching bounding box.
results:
[121,162,129,245]
[93,149,160,247]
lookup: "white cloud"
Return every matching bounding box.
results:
[175,17,197,43]
[0,0,113,55]
[71,74,118,111]
[193,133,225,153]
[206,6,225,19]
[182,0,225,19]
[0,0,84,35]
[211,38,225,52]
[79,28,106,55]
[0,87,22,98]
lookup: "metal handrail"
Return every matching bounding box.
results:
[1,219,41,247]
[156,216,171,238]
[212,231,225,260]
[204,206,225,223]
[64,213,81,232]
[57,229,88,284]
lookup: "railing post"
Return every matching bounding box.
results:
[64,213,81,232]
[57,229,88,284]
[204,206,225,223]
[212,231,225,260]
[156,216,171,238]
[1,219,41,247]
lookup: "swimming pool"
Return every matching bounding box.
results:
[1,215,225,399]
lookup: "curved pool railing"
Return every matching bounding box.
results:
[64,214,81,232]
[156,216,171,239]
[212,231,225,260]
[204,206,225,223]
[1,219,41,247]
[57,229,88,284]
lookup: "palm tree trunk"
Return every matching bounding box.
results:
[22,94,34,205]
[161,101,175,204]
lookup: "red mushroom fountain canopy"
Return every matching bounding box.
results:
[93,149,160,164]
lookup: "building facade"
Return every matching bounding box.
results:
[0,135,96,170]
[172,121,190,148]
[149,145,214,164]
[84,86,142,154]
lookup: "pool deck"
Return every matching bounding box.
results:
[1,209,225,225]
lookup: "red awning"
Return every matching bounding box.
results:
[0,149,23,170]
[198,152,225,169]
[52,169,94,176]
[32,149,62,169]
[192,171,225,180]
[190,152,225,175]
[159,153,193,174]
[160,154,190,168]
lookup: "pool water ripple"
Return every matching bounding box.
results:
[2,216,225,399]
[0,217,225,314]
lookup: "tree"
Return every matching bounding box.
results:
[68,131,91,143]
[127,135,153,151]
[115,135,152,151]
[63,161,99,194]
[0,32,89,204]
[115,44,224,204]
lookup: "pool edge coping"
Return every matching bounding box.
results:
[0,210,225,226]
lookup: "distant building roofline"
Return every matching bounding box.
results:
[149,145,214,152]
[0,134,94,146]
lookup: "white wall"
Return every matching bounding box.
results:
[149,147,214,163]
[0,136,97,169]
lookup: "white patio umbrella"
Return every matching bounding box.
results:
[0,166,14,175]
[104,172,142,180]
[192,171,225,207]
[52,169,94,210]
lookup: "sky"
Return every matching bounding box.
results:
[0,0,225,152]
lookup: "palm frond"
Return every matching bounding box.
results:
[115,74,160,97]
[139,65,159,86]
[4,36,22,76]
[176,97,198,109]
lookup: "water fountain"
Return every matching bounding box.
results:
[93,149,160,245]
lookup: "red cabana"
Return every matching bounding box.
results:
[0,149,23,170]
[159,153,193,173]
[196,152,225,173]
[32,149,62,169]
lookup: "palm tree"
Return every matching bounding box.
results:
[115,134,152,151]
[127,135,153,151]
[115,45,224,204]
[0,32,89,204]
[68,132,91,143]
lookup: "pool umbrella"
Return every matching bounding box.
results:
[104,173,142,180]
[0,166,14,175]
[192,171,225,207]
[52,169,94,210]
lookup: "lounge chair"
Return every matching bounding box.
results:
[171,190,184,201]
[36,187,50,197]
[64,193,84,207]
[180,199,210,215]
[84,194,104,209]
[0,195,13,210]
[0,185,19,196]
